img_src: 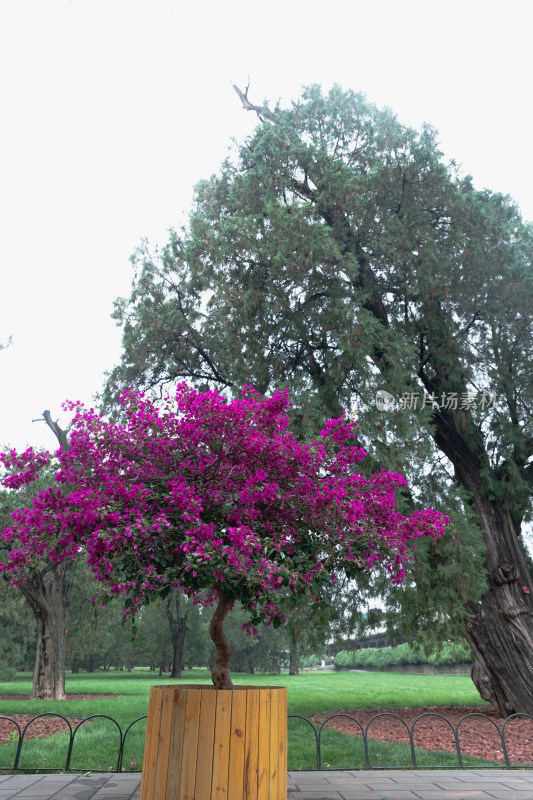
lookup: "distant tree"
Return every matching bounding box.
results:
[214,606,288,674]
[164,587,190,678]
[0,412,75,700]
[0,577,35,679]
[66,569,132,673]
[182,604,210,669]
[103,85,533,715]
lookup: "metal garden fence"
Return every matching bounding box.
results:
[0,710,532,773]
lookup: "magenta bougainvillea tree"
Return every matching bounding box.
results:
[1,385,448,687]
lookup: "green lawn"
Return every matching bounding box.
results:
[0,670,496,772]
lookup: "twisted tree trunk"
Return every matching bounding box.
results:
[209,586,234,689]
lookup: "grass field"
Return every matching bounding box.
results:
[0,669,494,772]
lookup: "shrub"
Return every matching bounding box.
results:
[335,641,472,669]
[334,649,355,667]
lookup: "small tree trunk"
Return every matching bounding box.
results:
[71,653,80,674]
[24,562,72,701]
[86,653,95,673]
[288,646,300,676]
[209,586,234,689]
[165,589,189,679]
[170,630,187,678]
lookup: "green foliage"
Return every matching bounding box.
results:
[334,641,472,669]
[101,83,533,656]
[213,607,288,674]
[0,577,35,679]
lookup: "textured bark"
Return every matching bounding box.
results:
[209,586,234,689]
[288,628,300,676]
[23,561,72,701]
[434,412,533,716]
[22,410,75,699]
[463,494,533,716]
[288,648,300,676]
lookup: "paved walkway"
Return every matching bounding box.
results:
[1,770,533,799]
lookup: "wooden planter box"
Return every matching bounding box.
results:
[140,684,287,800]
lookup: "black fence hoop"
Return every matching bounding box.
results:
[68,715,123,772]
[0,709,531,772]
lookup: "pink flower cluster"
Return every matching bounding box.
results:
[0,385,449,626]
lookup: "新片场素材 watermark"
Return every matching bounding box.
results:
[375,390,497,411]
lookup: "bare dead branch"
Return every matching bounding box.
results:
[233,83,277,123]
[32,411,72,451]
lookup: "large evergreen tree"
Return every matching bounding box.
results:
[104,85,533,715]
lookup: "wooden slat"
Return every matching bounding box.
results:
[268,690,279,800]
[179,688,202,800]
[165,687,187,800]
[211,690,233,800]
[243,689,259,800]
[151,687,175,800]
[228,689,247,800]
[278,689,287,800]
[256,689,270,800]
[140,687,163,800]
[194,689,217,800]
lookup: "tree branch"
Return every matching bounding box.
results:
[233,84,277,123]
[32,411,72,451]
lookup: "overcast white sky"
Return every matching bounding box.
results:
[1,0,532,453]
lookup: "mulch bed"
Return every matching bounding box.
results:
[0,696,123,743]
[310,706,533,765]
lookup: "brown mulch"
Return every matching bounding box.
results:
[310,706,533,765]
[0,696,123,743]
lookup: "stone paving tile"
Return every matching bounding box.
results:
[91,795,135,800]
[283,795,344,800]
[435,780,533,789]
[12,786,66,796]
[0,778,41,789]
[51,789,100,800]
[325,776,400,784]
[407,792,508,799]
[499,779,533,787]
[2,796,66,800]
[337,791,422,800]
[282,792,344,799]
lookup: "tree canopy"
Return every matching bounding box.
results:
[103,84,533,714]
[0,384,447,687]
